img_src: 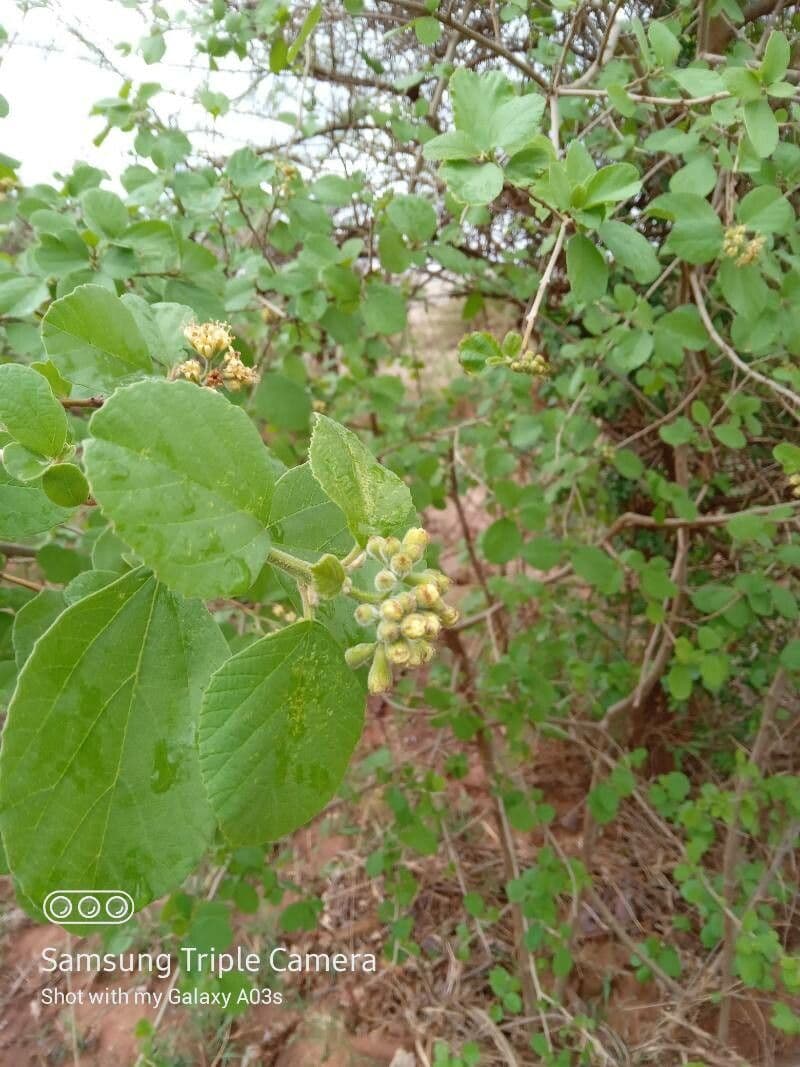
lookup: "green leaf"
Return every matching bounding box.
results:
[760,31,790,85]
[566,234,608,302]
[387,195,437,242]
[85,380,275,597]
[140,30,166,64]
[588,782,620,825]
[362,280,407,335]
[744,99,779,158]
[449,68,509,154]
[660,417,695,446]
[571,546,622,594]
[670,68,725,97]
[311,553,347,598]
[0,466,73,539]
[458,331,502,374]
[439,161,505,205]
[583,164,641,208]
[774,442,800,474]
[422,130,481,162]
[613,449,644,480]
[700,652,729,692]
[42,463,90,507]
[2,443,49,482]
[780,640,800,671]
[269,462,352,558]
[598,221,660,283]
[12,588,66,668]
[649,193,722,264]
[41,284,153,393]
[0,363,68,457]
[489,92,546,156]
[414,16,441,45]
[0,275,49,318]
[287,2,322,61]
[483,518,522,564]
[737,185,793,234]
[308,413,413,546]
[667,663,693,701]
[0,569,227,921]
[647,21,680,67]
[713,422,747,449]
[199,620,365,844]
[254,372,312,432]
[80,188,129,239]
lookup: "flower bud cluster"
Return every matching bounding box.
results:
[510,350,550,376]
[723,225,765,267]
[346,528,459,693]
[788,473,800,499]
[173,320,259,391]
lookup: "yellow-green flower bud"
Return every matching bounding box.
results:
[389,552,413,578]
[422,612,441,638]
[382,537,402,561]
[377,620,400,642]
[406,640,425,668]
[366,536,386,559]
[375,569,397,594]
[345,642,376,669]
[415,582,441,608]
[394,591,417,615]
[402,527,429,552]
[437,604,460,627]
[404,541,425,563]
[380,597,404,622]
[401,613,427,639]
[386,640,411,666]
[354,603,378,626]
[368,645,393,694]
[419,641,436,664]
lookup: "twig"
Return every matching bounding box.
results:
[690,271,800,419]
[521,221,568,353]
[718,661,791,1043]
[0,571,43,592]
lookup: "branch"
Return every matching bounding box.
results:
[690,272,800,419]
[385,1,550,90]
[718,660,792,1043]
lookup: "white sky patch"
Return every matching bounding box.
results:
[0,0,294,186]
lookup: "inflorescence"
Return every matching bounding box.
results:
[723,225,765,267]
[344,528,460,694]
[173,321,260,391]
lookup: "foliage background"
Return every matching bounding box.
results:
[0,1,799,1065]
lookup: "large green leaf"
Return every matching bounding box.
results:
[0,466,73,539]
[0,275,49,318]
[648,193,722,264]
[80,188,129,239]
[199,620,365,844]
[583,164,641,208]
[269,462,352,558]
[308,413,413,545]
[566,234,608,302]
[598,221,660,283]
[0,363,68,457]
[0,569,227,921]
[12,588,66,668]
[41,284,153,393]
[439,161,505,205]
[743,99,779,158]
[85,380,275,597]
[737,185,793,234]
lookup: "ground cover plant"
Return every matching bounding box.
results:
[0,1,799,1063]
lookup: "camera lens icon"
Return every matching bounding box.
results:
[43,890,134,925]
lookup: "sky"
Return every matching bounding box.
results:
[0,0,290,186]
